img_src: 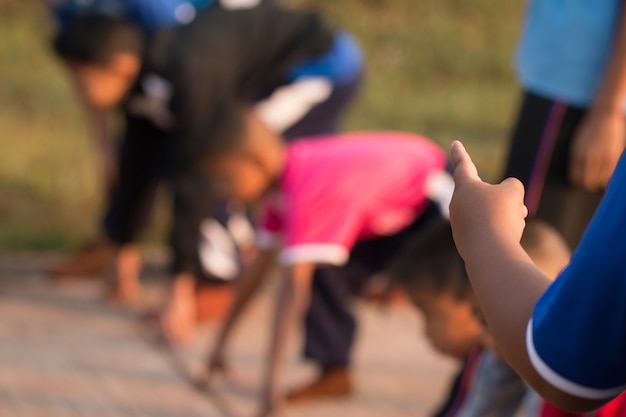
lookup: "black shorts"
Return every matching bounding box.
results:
[503,91,604,248]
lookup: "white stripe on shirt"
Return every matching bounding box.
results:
[526,319,626,400]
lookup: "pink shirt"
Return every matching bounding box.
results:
[257,132,451,265]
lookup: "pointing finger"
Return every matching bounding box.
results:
[451,141,480,184]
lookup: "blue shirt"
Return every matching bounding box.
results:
[516,0,622,107]
[50,0,216,31]
[528,151,626,400]
[288,31,363,86]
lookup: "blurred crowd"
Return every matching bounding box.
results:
[16,0,626,416]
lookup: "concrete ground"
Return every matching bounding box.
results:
[0,253,457,417]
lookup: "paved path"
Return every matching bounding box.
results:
[0,254,456,417]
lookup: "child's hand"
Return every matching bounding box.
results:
[569,109,625,191]
[449,141,528,260]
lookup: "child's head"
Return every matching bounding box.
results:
[53,14,143,109]
[198,107,285,203]
[392,219,482,358]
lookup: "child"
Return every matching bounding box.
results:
[503,0,626,249]
[472,214,626,417]
[46,0,231,280]
[392,219,569,417]
[449,140,626,411]
[391,218,507,417]
[199,108,454,415]
[51,4,363,343]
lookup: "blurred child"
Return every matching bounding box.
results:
[392,219,523,417]
[200,108,454,415]
[393,218,575,417]
[449,141,626,411]
[46,0,234,279]
[51,4,362,343]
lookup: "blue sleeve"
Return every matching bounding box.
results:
[49,0,216,31]
[122,0,216,30]
[527,152,626,399]
[288,31,363,86]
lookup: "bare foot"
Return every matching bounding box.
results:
[106,244,142,305]
[159,274,197,346]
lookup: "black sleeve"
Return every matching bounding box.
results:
[103,114,165,246]
[235,4,335,95]
[169,167,214,276]
[167,4,335,148]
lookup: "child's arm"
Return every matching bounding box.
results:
[570,2,626,191]
[204,248,277,382]
[258,262,314,417]
[88,107,118,191]
[449,141,611,412]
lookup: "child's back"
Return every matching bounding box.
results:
[259,132,451,264]
[203,118,456,409]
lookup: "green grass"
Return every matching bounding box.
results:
[0,0,525,250]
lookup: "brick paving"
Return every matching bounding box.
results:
[0,254,456,417]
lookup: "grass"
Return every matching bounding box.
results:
[0,0,525,250]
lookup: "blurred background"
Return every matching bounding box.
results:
[0,0,524,252]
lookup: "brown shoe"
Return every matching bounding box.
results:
[285,367,353,403]
[47,237,117,280]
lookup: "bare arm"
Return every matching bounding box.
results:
[570,1,626,190]
[450,142,611,412]
[258,262,314,417]
[88,107,118,191]
[67,69,118,191]
[205,249,277,374]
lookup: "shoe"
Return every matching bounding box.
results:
[285,367,353,403]
[47,237,117,280]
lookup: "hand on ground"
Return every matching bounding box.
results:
[106,245,142,305]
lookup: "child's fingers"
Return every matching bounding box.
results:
[500,177,529,218]
[450,141,480,184]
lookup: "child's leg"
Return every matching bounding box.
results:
[289,205,445,402]
[287,263,369,402]
[104,116,167,302]
[302,263,369,370]
[301,203,445,365]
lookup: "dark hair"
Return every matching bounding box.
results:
[53,14,142,66]
[391,219,471,300]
